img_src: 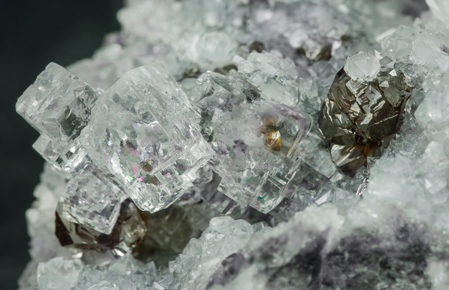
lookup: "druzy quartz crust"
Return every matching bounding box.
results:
[16,0,449,289]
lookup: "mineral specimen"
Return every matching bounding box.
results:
[318,52,413,176]
[18,63,214,216]
[16,0,449,289]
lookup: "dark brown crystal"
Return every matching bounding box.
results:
[134,205,194,260]
[214,64,238,75]
[55,211,74,246]
[249,41,265,53]
[318,58,413,176]
[55,199,147,254]
[295,35,335,61]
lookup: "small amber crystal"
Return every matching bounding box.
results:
[264,130,282,152]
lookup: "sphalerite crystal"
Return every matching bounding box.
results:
[16,0,449,289]
[318,52,414,176]
[55,199,147,254]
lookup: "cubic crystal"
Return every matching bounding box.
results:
[58,168,126,235]
[15,1,449,289]
[192,70,312,213]
[16,63,98,173]
[80,64,214,212]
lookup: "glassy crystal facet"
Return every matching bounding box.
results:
[58,169,126,235]
[192,70,312,213]
[16,1,449,289]
[80,64,214,212]
[16,63,98,173]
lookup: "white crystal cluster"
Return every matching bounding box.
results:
[16,0,449,289]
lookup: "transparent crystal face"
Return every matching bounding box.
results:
[16,63,98,174]
[17,0,449,289]
[214,103,311,213]
[344,51,381,82]
[16,0,449,289]
[59,168,126,235]
[192,71,312,213]
[17,63,214,223]
[80,64,214,212]
[238,51,299,107]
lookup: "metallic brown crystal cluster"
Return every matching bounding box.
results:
[318,57,413,176]
[134,205,195,260]
[55,199,206,259]
[55,199,147,255]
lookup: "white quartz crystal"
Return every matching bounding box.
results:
[37,257,83,290]
[344,51,381,82]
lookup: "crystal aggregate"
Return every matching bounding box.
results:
[15,0,449,289]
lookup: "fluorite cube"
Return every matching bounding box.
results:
[213,102,312,213]
[58,168,127,235]
[193,71,312,213]
[16,63,98,173]
[80,64,214,212]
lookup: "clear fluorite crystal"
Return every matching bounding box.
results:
[80,64,213,212]
[191,69,313,213]
[238,51,299,107]
[16,63,97,173]
[58,169,126,234]
[19,63,214,219]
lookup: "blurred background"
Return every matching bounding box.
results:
[0,1,122,288]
